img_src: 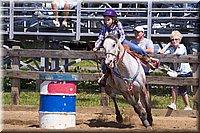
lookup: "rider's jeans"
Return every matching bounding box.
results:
[122,39,150,58]
[101,60,107,74]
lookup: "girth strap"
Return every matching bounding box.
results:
[112,57,141,96]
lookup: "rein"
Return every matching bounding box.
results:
[116,49,125,64]
[105,52,117,57]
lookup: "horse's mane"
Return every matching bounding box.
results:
[105,33,119,43]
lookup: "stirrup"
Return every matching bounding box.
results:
[98,74,106,87]
[97,74,104,84]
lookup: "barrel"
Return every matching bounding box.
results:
[39,73,79,129]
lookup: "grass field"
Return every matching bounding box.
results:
[2,89,194,110]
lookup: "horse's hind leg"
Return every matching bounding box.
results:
[111,95,123,123]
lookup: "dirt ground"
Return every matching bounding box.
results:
[1,106,199,132]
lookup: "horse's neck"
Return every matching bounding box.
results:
[117,45,138,77]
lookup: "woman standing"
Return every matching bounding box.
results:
[159,30,192,110]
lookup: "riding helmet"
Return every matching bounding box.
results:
[103,9,117,17]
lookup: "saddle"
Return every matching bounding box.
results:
[123,44,159,70]
[123,44,143,60]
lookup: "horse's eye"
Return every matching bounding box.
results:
[112,43,115,47]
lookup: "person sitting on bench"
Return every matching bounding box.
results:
[51,0,77,27]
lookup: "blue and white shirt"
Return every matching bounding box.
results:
[164,43,192,74]
[94,21,125,48]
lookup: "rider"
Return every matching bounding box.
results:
[93,9,159,86]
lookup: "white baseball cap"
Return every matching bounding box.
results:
[134,26,144,32]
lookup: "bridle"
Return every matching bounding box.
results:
[105,41,125,66]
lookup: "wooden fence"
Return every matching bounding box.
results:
[1,46,200,106]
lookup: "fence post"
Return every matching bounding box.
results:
[100,87,109,107]
[11,46,21,105]
[192,64,199,96]
[99,56,109,107]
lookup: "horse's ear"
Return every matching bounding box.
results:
[116,39,121,46]
[105,32,109,38]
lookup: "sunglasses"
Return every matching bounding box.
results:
[171,38,179,41]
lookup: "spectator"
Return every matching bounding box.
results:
[51,0,77,27]
[159,30,193,110]
[93,9,159,87]
[131,26,158,75]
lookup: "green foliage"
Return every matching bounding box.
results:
[3,93,11,105]
[150,69,168,76]
[76,91,101,106]
[149,85,171,95]
[19,92,40,105]
[2,90,194,110]
[68,66,100,73]
[3,77,11,92]
[151,94,194,110]
[3,78,36,92]
[73,60,97,67]
[77,81,99,89]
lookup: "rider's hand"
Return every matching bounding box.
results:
[93,48,98,52]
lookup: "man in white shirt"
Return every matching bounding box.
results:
[131,26,156,75]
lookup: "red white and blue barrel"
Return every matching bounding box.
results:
[39,73,79,129]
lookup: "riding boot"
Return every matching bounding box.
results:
[150,57,160,68]
[98,70,110,87]
[141,55,159,70]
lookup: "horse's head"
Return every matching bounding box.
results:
[103,34,120,68]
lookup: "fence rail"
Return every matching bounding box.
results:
[2,69,199,86]
[2,47,200,86]
[1,0,199,42]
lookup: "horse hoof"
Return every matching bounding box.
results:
[116,115,123,123]
[147,126,153,130]
[147,116,153,126]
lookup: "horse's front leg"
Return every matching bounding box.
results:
[111,95,123,123]
[122,91,151,128]
[142,86,153,126]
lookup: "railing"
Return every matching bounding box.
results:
[1,0,199,43]
[1,46,199,105]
